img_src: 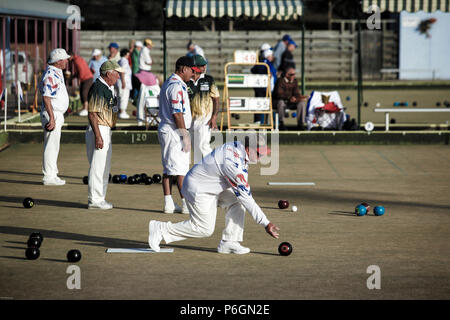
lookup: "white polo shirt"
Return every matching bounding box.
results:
[118,57,132,90]
[139,46,152,71]
[182,141,270,227]
[158,73,192,130]
[40,65,69,113]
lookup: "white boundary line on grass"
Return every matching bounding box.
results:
[106,248,174,253]
[267,182,316,186]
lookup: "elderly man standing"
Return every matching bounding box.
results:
[139,38,153,72]
[279,39,297,76]
[187,54,220,164]
[39,48,71,186]
[85,61,123,210]
[131,40,143,75]
[89,49,108,81]
[108,42,121,63]
[272,34,292,76]
[158,56,195,214]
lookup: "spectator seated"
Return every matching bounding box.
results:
[306,90,347,130]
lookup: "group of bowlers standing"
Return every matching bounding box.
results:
[39,49,280,255]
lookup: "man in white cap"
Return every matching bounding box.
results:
[88,49,108,81]
[39,48,71,186]
[139,39,153,72]
[85,60,123,210]
[148,133,281,254]
[259,43,271,61]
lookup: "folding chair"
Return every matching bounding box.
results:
[136,83,160,129]
[306,90,347,131]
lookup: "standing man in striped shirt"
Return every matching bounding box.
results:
[39,48,71,186]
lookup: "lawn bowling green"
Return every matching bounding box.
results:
[0,143,449,299]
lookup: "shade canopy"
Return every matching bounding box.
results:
[0,0,82,20]
[362,0,450,13]
[166,0,303,20]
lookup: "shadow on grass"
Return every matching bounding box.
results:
[0,196,165,214]
[0,196,86,209]
[42,258,69,263]
[328,210,378,217]
[0,178,42,186]
[0,256,26,260]
[0,170,81,180]
[328,211,355,217]
[260,206,280,210]
[114,206,163,214]
[166,243,278,256]
[0,225,145,262]
[0,227,278,259]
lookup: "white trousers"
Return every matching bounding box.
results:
[117,86,130,113]
[158,126,190,176]
[190,118,212,165]
[85,125,112,204]
[41,110,64,180]
[161,188,246,243]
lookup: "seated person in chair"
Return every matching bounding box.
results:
[272,67,308,130]
[306,91,346,131]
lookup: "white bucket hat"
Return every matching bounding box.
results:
[135,40,143,47]
[91,48,102,57]
[260,43,271,51]
[48,48,71,64]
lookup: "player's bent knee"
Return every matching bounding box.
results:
[196,226,214,238]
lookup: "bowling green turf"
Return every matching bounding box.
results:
[0,143,449,299]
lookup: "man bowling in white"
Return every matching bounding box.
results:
[148,134,280,254]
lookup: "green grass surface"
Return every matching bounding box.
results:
[0,143,449,299]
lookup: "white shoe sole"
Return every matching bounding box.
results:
[43,181,65,186]
[217,247,251,255]
[88,206,112,210]
[88,203,113,210]
[217,246,250,254]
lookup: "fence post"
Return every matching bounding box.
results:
[301,21,305,95]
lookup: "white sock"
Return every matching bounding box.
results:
[164,195,173,204]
